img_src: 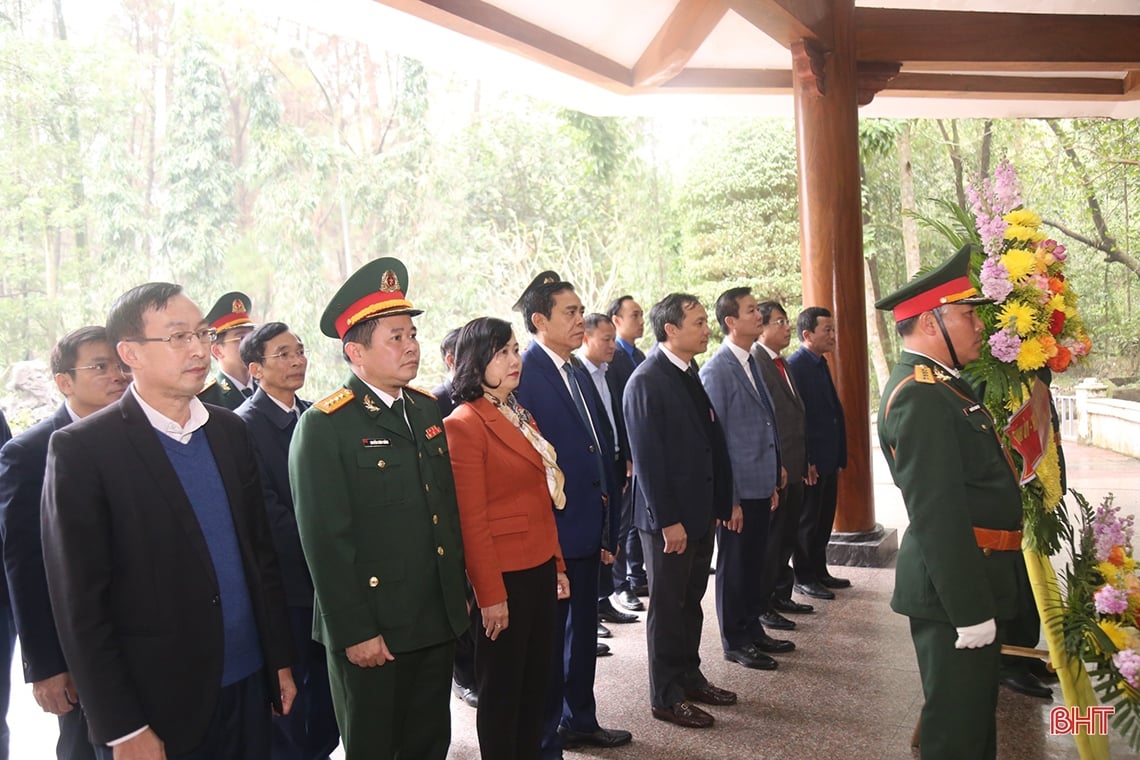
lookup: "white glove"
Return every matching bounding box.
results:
[954,618,997,649]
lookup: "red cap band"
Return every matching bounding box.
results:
[892,276,977,322]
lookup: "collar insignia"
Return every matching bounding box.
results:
[362,394,381,413]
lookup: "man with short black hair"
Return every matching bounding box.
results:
[786,306,851,600]
[235,323,339,760]
[624,293,735,730]
[41,284,295,760]
[1,327,130,760]
[431,328,461,419]
[513,272,630,756]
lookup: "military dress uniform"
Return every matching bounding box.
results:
[198,291,256,410]
[876,246,1025,760]
[289,258,468,760]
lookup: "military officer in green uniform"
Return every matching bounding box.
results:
[198,291,257,409]
[289,257,469,760]
[875,245,1025,760]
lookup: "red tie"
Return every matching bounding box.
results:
[774,356,793,394]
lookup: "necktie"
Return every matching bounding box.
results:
[241,386,253,398]
[563,362,609,492]
[747,355,771,412]
[390,397,412,437]
[774,356,794,394]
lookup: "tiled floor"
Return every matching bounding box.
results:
[7,441,1137,758]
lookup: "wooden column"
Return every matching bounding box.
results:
[791,0,875,534]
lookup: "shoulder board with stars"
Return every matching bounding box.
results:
[913,365,936,384]
[405,384,437,401]
[315,388,355,414]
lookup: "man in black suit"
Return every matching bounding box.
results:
[786,306,851,600]
[623,293,735,730]
[235,322,339,760]
[1,327,130,760]
[41,283,295,760]
[606,296,647,612]
[751,302,815,631]
[0,406,14,760]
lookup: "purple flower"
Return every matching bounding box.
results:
[1095,585,1131,615]
[1053,244,1067,262]
[988,329,1022,363]
[1094,499,1135,560]
[1113,649,1140,689]
[992,160,1023,211]
[980,256,1013,302]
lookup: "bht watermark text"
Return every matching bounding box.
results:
[1050,706,1114,735]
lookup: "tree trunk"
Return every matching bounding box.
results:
[864,255,891,396]
[899,121,920,278]
[936,119,967,210]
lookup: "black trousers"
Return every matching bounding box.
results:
[766,481,804,604]
[453,580,482,690]
[715,498,770,650]
[56,704,95,760]
[795,470,838,584]
[94,670,270,760]
[639,521,715,708]
[0,605,12,760]
[475,559,557,760]
[271,606,339,760]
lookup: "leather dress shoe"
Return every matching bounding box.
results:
[819,573,851,589]
[452,681,479,708]
[596,642,611,657]
[598,597,639,624]
[771,597,814,614]
[685,682,738,705]
[1001,669,1053,699]
[794,581,835,600]
[759,611,796,630]
[754,632,795,654]
[651,701,714,729]
[723,645,778,670]
[613,589,645,612]
[1026,658,1060,684]
[632,581,649,596]
[597,622,612,638]
[557,726,633,748]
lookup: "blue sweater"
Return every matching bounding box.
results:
[160,431,263,685]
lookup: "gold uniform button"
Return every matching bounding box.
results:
[437,446,443,455]
[377,460,386,469]
[432,514,439,525]
[437,546,445,556]
[418,452,423,460]
[368,576,379,587]
[424,483,431,493]
[982,548,992,556]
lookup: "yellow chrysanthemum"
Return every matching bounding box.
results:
[998,301,1038,336]
[1004,225,1038,243]
[1004,208,1042,228]
[1037,432,1063,511]
[1047,293,1066,312]
[1097,620,1130,653]
[1017,337,1047,371]
[1099,561,1128,584]
[1001,248,1036,280]
[1003,382,1032,412]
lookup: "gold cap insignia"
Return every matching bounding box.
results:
[542,275,555,284]
[380,270,399,293]
[232,298,246,313]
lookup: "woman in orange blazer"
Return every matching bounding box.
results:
[444,317,570,760]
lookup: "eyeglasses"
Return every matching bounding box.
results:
[125,328,218,347]
[66,363,132,376]
[263,348,306,362]
[768,318,790,326]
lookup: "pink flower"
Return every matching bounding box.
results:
[1113,649,1140,688]
[989,329,1022,363]
[1095,585,1132,615]
[980,256,1013,302]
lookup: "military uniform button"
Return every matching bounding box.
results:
[377,460,386,469]
[369,576,379,587]
[982,548,992,556]
[432,514,439,525]
[437,446,443,455]
[418,452,423,459]
[424,483,431,493]
[437,546,445,556]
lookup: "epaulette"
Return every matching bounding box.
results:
[405,384,437,401]
[914,365,936,384]
[315,388,354,414]
[199,376,217,392]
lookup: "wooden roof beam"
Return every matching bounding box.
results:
[727,0,833,49]
[856,8,1140,68]
[376,0,632,88]
[889,73,1126,98]
[633,0,729,88]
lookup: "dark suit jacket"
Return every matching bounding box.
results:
[752,346,808,482]
[40,392,292,753]
[431,379,457,418]
[623,347,732,541]
[0,404,72,682]
[444,397,565,608]
[515,343,620,558]
[786,346,847,476]
[235,389,313,608]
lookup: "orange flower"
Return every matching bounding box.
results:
[1048,277,1065,295]
[1047,346,1072,372]
[1039,335,1059,358]
[1110,546,1127,567]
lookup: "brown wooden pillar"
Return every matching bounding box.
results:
[791,0,875,535]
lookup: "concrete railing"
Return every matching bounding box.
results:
[1055,379,1140,460]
